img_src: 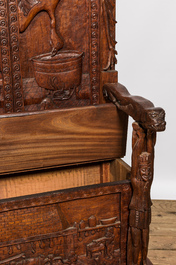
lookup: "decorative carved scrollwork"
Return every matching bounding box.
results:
[9,0,24,112]
[90,0,100,105]
[0,0,24,113]
[0,0,13,113]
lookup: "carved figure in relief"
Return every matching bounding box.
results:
[85,227,117,265]
[17,0,84,106]
[18,0,64,56]
[129,152,152,265]
[128,122,153,265]
[0,215,120,265]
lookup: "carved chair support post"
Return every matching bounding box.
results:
[103,83,166,265]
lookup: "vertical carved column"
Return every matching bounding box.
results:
[90,0,100,105]
[0,0,14,113]
[9,0,24,112]
[127,122,155,265]
[0,0,24,113]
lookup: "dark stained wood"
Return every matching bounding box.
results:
[103,84,166,264]
[100,70,118,104]
[0,0,166,264]
[0,104,128,174]
[0,181,132,264]
[101,0,117,71]
[103,83,166,132]
[0,0,120,112]
[127,123,156,265]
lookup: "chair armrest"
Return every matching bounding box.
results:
[103,83,166,132]
[103,82,166,265]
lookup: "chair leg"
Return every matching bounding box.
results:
[127,122,156,265]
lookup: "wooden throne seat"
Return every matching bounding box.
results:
[0,0,165,264]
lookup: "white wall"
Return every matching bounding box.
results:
[116,0,176,199]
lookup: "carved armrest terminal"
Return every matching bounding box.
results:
[103,83,166,265]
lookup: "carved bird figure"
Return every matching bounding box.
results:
[18,0,64,56]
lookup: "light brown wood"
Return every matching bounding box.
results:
[0,164,101,200]
[148,200,176,265]
[0,159,130,200]
[110,158,131,181]
[100,162,111,183]
[148,250,175,265]
[0,104,128,175]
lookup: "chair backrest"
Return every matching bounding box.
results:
[0,0,128,174]
[0,0,117,111]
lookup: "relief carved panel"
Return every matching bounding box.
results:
[0,0,104,113]
[0,182,131,265]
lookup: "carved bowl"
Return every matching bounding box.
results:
[31,51,83,91]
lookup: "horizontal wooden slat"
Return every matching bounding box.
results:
[0,159,131,200]
[0,164,101,200]
[0,104,128,174]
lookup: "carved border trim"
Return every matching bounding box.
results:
[0,0,13,113]
[0,0,24,113]
[90,0,100,105]
[0,181,131,212]
[9,0,24,112]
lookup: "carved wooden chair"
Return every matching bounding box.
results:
[0,0,165,264]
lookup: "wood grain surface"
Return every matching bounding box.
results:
[0,159,130,200]
[0,104,128,175]
[148,200,176,265]
[0,180,132,264]
[0,164,101,200]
